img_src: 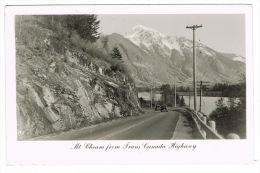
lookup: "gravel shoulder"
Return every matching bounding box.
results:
[172,111,193,139]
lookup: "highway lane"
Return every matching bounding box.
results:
[36,110,180,140]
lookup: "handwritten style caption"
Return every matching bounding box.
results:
[71,142,197,151]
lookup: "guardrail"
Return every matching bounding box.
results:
[184,107,240,139]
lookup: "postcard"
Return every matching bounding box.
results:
[3,4,255,166]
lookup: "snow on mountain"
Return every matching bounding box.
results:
[199,46,215,57]
[125,25,162,46]
[125,24,165,41]
[125,25,245,65]
[162,36,183,56]
[125,25,219,58]
[125,25,185,56]
[233,54,246,63]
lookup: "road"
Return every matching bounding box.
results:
[36,110,181,140]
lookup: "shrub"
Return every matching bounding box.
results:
[209,97,246,138]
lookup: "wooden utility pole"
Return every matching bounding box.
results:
[200,81,202,112]
[186,25,202,111]
[189,93,191,108]
[174,73,176,107]
[197,80,210,112]
[150,85,153,109]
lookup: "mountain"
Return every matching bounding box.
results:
[99,25,245,88]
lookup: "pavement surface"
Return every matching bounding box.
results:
[35,110,194,140]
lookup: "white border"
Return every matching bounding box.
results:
[1,1,259,173]
[4,3,254,165]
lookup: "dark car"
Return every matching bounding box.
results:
[155,105,161,111]
[160,105,168,112]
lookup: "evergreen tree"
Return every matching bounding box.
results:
[110,47,122,59]
[64,15,100,42]
[109,47,123,72]
[180,96,185,106]
[139,97,145,106]
[209,73,246,138]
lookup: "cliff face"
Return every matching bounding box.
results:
[16,16,141,140]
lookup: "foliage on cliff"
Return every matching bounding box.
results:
[15,15,141,140]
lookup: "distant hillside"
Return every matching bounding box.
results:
[16,16,141,140]
[98,25,245,88]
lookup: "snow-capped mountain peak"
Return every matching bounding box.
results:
[125,25,183,56]
[124,24,245,67]
[125,24,165,38]
[233,54,246,63]
[124,25,166,46]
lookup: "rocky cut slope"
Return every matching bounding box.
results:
[16,16,141,140]
[102,25,246,87]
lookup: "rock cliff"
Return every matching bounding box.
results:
[16,16,141,140]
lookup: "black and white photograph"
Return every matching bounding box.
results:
[15,14,246,141]
[2,3,258,167]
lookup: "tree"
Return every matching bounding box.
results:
[180,96,185,106]
[110,47,122,60]
[139,97,145,107]
[178,86,186,92]
[160,84,179,106]
[161,84,171,105]
[109,47,123,72]
[209,73,246,138]
[64,15,100,43]
[110,63,120,72]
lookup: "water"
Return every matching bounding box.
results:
[138,92,226,116]
[138,92,162,101]
[183,96,229,116]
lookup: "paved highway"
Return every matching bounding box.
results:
[36,110,180,140]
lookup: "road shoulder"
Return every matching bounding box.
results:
[172,112,193,139]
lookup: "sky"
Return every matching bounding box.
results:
[98,14,245,57]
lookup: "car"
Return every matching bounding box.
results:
[155,105,161,111]
[160,105,168,112]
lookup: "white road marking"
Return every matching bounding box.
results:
[97,115,161,140]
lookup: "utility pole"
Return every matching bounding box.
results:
[189,93,190,108]
[197,80,210,112]
[200,81,202,112]
[150,86,153,109]
[174,73,176,107]
[186,24,202,111]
